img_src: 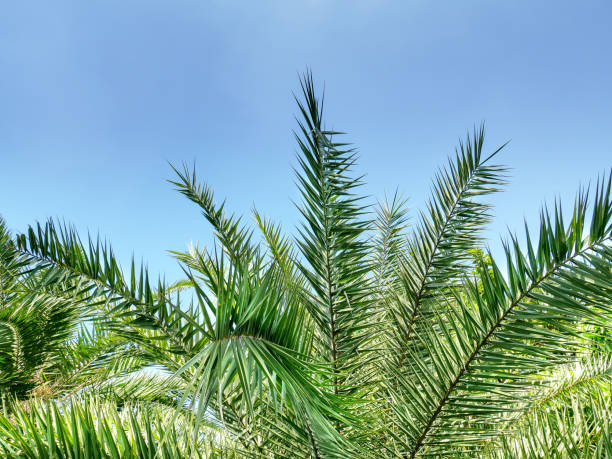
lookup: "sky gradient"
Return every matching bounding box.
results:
[1,1,611,281]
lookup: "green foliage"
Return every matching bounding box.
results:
[0,73,610,458]
[0,397,235,458]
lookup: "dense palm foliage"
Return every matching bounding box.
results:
[1,73,611,458]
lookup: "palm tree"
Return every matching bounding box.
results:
[1,72,610,457]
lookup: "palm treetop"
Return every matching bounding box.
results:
[0,73,610,458]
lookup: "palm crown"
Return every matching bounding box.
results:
[0,73,611,458]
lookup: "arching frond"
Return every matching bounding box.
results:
[389,173,612,457]
[170,163,258,263]
[389,128,507,367]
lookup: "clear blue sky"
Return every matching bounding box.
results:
[1,1,611,281]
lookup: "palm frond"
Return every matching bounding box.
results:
[170,163,258,263]
[389,128,507,366]
[389,172,612,457]
[173,246,357,456]
[15,220,195,357]
[372,191,410,294]
[293,71,373,395]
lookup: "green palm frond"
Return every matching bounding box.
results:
[170,164,258,263]
[0,292,79,395]
[388,129,507,366]
[0,224,96,398]
[253,210,303,282]
[15,220,196,358]
[173,246,356,456]
[372,191,410,294]
[293,72,373,395]
[389,173,612,457]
